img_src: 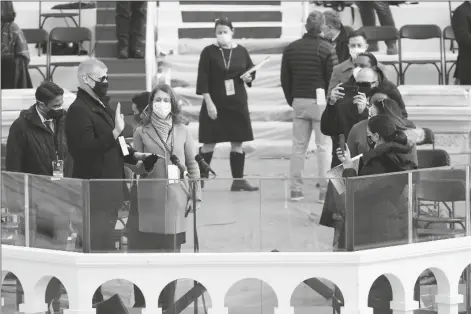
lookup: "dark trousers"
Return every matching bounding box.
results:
[90,211,119,304]
[45,277,63,312]
[115,1,146,50]
[356,1,396,49]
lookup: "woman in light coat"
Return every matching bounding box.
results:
[128,84,201,311]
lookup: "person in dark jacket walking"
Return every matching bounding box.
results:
[65,58,152,303]
[451,1,471,85]
[322,9,353,63]
[356,1,398,54]
[115,1,146,59]
[196,17,258,192]
[5,81,70,314]
[281,10,338,202]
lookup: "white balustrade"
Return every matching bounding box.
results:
[4,236,471,313]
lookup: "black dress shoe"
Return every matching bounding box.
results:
[132,49,144,59]
[118,49,128,59]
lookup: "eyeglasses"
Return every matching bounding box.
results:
[88,74,108,83]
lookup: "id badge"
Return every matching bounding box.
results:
[224,79,235,96]
[168,164,180,184]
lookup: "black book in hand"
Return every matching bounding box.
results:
[143,154,159,172]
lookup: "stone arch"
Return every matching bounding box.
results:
[35,275,70,313]
[412,267,449,311]
[1,271,24,312]
[158,277,212,313]
[224,278,278,311]
[367,273,405,312]
[290,277,345,310]
[457,264,471,301]
[92,278,146,309]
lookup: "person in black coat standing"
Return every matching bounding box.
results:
[452,1,471,85]
[65,58,152,302]
[6,81,70,314]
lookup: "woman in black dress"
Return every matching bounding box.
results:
[196,17,258,192]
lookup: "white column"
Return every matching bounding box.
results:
[18,302,48,314]
[281,1,304,39]
[208,306,228,314]
[141,307,162,314]
[63,310,96,314]
[341,307,374,314]
[435,293,463,314]
[390,300,420,314]
[274,305,294,314]
[156,1,181,55]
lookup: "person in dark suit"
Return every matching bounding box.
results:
[65,58,152,303]
[322,9,353,63]
[452,1,471,85]
[5,81,70,314]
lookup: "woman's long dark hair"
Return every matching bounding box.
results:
[144,84,184,125]
[371,98,408,130]
[369,114,408,145]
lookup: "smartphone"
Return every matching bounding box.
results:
[343,85,359,98]
[339,134,346,155]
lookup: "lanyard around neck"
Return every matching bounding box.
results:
[219,45,233,71]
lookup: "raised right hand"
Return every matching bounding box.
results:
[114,102,125,134]
[330,83,345,104]
[206,101,218,120]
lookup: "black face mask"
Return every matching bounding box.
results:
[92,81,109,98]
[367,135,375,149]
[47,108,65,120]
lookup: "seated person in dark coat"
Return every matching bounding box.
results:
[338,114,419,314]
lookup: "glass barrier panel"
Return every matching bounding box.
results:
[346,171,411,251]
[28,174,86,251]
[181,177,261,253]
[86,177,262,253]
[411,166,467,243]
[259,178,344,252]
[1,172,26,246]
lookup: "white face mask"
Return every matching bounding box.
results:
[352,67,362,79]
[217,33,232,46]
[349,47,366,60]
[152,102,171,120]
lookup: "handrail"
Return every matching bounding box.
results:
[145,1,157,92]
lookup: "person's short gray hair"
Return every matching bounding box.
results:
[323,10,342,31]
[77,58,107,82]
[305,10,324,34]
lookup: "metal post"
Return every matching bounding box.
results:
[407,172,414,243]
[82,180,91,253]
[24,174,30,247]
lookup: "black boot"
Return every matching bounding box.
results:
[199,147,213,189]
[115,1,131,59]
[230,151,259,192]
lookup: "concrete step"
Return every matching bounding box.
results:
[182,104,293,122]
[179,25,281,39]
[107,73,146,91]
[100,58,146,74]
[95,40,146,58]
[187,121,293,143]
[97,7,116,25]
[107,90,142,115]
[174,87,291,107]
[181,11,282,23]
[180,1,281,5]
[95,24,147,42]
[178,38,292,55]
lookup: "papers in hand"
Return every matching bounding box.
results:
[240,56,271,78]
[326,154,363,195]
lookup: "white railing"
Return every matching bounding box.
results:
[145,1,158,92]
[3,237,471,314]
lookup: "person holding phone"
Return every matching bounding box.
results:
[196,17,258,192]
